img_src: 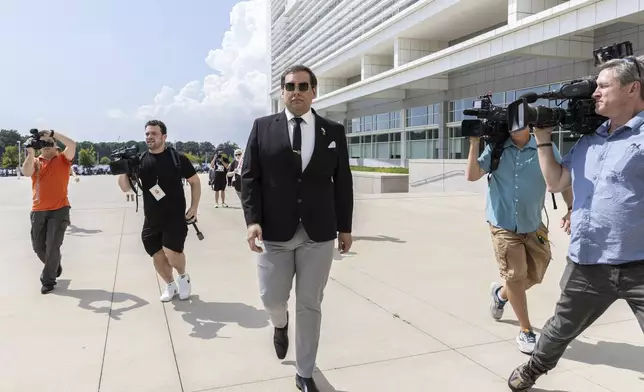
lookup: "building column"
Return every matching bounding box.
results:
[317,78,347,97]
[400,115,407,167]
[438,101,448,160]
[361,54,394,80]
[394,38,448,67]
[508,0,566,24]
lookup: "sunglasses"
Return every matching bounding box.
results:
[284,82,311,92]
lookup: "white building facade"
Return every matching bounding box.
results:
[269,0,644,167]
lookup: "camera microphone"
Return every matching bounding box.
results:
[518,92,539,103]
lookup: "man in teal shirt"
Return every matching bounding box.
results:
[467,127,572,355]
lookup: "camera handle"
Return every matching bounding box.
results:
[191,222,204,241]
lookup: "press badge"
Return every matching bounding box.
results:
[150,184,166,201]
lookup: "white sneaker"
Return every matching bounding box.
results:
[160,281,178,302]
[489,282,507,320]
[517,330,538,354]
[177,273,192,300]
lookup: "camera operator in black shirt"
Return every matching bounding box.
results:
[117,120,201,302]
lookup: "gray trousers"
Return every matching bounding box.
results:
[257,223,334,378]
[30,206,71,286]
[529,258,644,373]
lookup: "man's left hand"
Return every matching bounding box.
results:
[338,232,352,253]
[185,206,198,224]
[560,210,571,235]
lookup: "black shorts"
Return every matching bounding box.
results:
[141,219,188,256]
[213,173,227,191]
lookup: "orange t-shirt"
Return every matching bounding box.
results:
[31,154,72,211]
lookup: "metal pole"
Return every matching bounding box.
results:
[17,141,21,179]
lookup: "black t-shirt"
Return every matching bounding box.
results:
[138,148,197,226]
[212,156,230,177]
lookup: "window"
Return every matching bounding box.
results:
[405,128,439,159]
[448,126,467,159]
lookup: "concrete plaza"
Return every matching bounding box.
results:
[0,174,642,392]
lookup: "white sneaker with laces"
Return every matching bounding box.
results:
[517,330,538,354]
[177,273,192,300]
[160,281,178,302]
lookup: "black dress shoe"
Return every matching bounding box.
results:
[295,374,319,392]
[41,285,54,294]
[273,311,289,360]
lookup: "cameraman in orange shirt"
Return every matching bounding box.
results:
[21,129,77,294]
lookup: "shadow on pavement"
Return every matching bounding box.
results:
[333,249,358,261]
[53,279,149,320]
[66,224,103,236]
[282,361,348,392]
[564,338,644,373]
[498,319,644,373]
[172,295,269,339]
[353,235,405,243]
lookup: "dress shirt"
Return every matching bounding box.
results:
[562,110,644,265]
[285,108,315,171]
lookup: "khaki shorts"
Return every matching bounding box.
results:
[489,223,552,289]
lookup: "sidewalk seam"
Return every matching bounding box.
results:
[159,279,185,392]
[96,208,127,392]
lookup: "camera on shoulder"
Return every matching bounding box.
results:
[108,145,141,176]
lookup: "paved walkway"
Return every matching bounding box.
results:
[0,175,642,392]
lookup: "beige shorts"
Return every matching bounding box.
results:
[489,222,552,289]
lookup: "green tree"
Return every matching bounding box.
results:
[78,147,97,168]
[215,141,240,158]
[1,145,19,168]
[99,156,111,165]
[183,152,201,163]
[0,129,22,157]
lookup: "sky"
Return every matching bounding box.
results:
[0,0,269,145]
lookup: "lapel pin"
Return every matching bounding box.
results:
[321,127,326,136]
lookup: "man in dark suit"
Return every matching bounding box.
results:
[241,64,354,392]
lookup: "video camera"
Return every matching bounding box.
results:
[24,129,55,150]
[507,41,634,139]
[108,145,141,176]
[461,94,510,144]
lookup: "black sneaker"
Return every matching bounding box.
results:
[508,362,544,391]
[41,285,55,294]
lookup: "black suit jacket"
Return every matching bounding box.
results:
[240,109,354,242]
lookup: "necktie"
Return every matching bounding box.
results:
[293,117,303,172]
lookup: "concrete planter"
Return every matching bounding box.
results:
[352,171,409,194]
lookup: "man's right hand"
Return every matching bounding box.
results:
[533,126,554,143]
[26,148,35,157]
[247,224,264,253]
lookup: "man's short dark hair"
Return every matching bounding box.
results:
[280,65,317,89]
[145,120,167,135]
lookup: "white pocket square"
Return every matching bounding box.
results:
[328,141,336,148]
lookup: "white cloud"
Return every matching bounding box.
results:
[116,0,269,145]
